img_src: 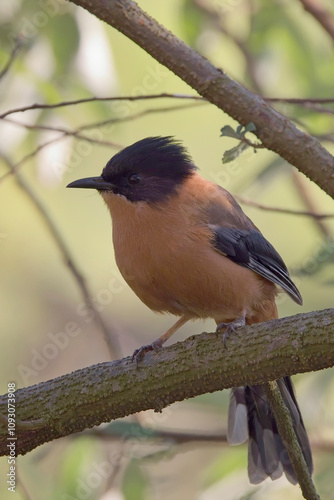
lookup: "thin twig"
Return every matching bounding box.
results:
[0,131,120,185]
[235,195,334,219]
[292,170,332,239]
[104,442,126,493]
[1,102,204,139]
[0,93,205,119]
[0,102,204,184]
[291,103,334,116]
[0,37,23,81]
[240,136,265,149]
[2,93,334,123]
[265,97,334,104]
[0,104,202,180]
[0,135,66,184]
[77,101,205,132]
[86,427,227,444]
[265,97,334,116]
[87,426,334,451]
[1,154,119,360]
[1,117,123,148]
[312,132,334,143]
[281,112,334,143]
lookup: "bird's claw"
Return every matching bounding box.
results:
[132,339,163,366]
[216,316,246,348]
[217,323,235,348]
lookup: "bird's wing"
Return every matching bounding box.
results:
[210,225,302,305]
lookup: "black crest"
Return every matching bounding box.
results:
[101,136,197,202]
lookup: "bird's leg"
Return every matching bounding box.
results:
[216,309,247,348]
[132,314,190,365]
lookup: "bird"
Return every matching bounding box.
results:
[67,136,313,485]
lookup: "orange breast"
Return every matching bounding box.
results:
[101,174,278,324]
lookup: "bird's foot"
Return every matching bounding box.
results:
[216,315,246,348]
[132,339,163,366]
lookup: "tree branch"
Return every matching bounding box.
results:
[235,195,334,219]
[2,117,123,148]
[69,0,334,199]
[0,37,22,81]
[299,0,334,42]
[1,308,333,457]
[0,93,203,119]
[263,381,319,500]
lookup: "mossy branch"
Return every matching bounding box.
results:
[0,308,333,458]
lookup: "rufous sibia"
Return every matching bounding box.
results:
[68,136,313,484]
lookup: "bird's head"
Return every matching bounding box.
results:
[67,136,197,203]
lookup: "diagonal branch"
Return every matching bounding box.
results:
[0,308,333,457]
[299,0,334,42]
[68,0,334,199]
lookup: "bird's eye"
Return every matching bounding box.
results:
[128,173,141,185]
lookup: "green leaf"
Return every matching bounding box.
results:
[236,124,243,135]
[221,122,256,140]
[220,125,241,139]
[222,142,249,163]
[243,122,256,134]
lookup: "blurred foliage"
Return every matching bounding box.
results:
[0,0,334,499]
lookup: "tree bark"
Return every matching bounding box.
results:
[69,0,334,198]
[1,308,333,457]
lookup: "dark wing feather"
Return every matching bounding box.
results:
[212,227,302,305]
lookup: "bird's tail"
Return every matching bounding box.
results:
[228,377,313,484]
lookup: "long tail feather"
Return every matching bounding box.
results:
[228,377,313,484]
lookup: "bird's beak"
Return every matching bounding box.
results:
[67,176,115,191]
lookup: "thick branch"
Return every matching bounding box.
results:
[1,308,333,457]
[69,0,334,198]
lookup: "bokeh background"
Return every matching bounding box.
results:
[1,0,334,499]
